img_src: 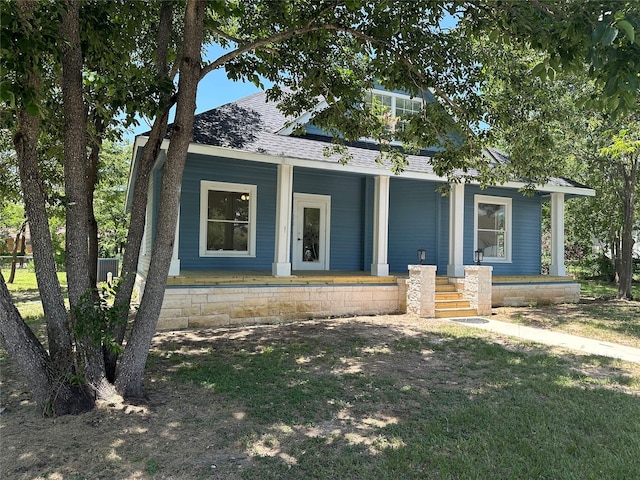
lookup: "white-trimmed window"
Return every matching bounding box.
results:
[199,181,257,257]
[364,90,422,134]
[474,195,512,262]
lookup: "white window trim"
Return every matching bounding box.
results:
[366,89,422,114]
[199,180,257,257]
[362,89,422,145]
[474,194,512,263]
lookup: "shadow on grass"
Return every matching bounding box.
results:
[143,320,640,479]
[3,315,638,479]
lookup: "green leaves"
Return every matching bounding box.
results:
[616,19,635,43]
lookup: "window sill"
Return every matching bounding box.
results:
[200,251,256,258]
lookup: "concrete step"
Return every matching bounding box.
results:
[435,308,478,318]
[436,299,472,309]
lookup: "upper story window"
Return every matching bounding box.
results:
[364,90,422,134]
[199,180,257,257]
[474,195,512,263]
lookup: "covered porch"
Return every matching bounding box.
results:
[151,269,580,330]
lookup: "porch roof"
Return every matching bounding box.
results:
[129,91,595,211]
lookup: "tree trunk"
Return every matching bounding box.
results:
[7,219,27,284]
[60,0,91,307]
[617,156,638,300]
[106,0,175,382]
[0,273,94,415]
[18,226,26,267]
[115,0,204,399]
[87,116,104,289]
[59,0,116,400]
[13,55,72,373]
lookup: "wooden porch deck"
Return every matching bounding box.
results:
[165,270,575,287]
[166,270,401,286]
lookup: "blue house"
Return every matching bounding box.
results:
[128,87,594,330]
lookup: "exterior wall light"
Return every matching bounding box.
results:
[474,248,484,265]
[417,248,426,265]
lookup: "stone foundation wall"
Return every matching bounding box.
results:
[156,282,404,330]
[135,273,580,330]
[492,282,580,307]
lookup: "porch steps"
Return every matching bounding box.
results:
[434,277,478,318]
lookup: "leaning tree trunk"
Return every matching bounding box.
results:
[0,273,93,415]
[115,0,204,399]
[106,0,175,382]
[13,57,73,373]
[7,219,27,284]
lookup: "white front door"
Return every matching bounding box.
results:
[292,193,331,270]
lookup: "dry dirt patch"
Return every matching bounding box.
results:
[2,314,638,479]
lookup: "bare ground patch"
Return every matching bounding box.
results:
[2,314,639,479]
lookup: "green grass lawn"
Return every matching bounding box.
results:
[2,272,640,479]
[147,319,640,480]
[580,278,640,299]
[2,268,67,322]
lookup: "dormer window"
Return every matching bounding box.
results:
[364,90,422,134]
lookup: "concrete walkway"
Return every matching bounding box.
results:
[448,317,640,364]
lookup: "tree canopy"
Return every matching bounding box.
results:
[0,0,638,415]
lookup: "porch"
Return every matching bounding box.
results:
[165,270,401,286]
[150,270,580,330]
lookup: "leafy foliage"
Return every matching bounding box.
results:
[1,0,640,414]
[72,279,128,356]
[94,142,131,257]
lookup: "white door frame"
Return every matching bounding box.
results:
[292,193,331,270]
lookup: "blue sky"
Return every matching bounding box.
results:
[128,45,267,140]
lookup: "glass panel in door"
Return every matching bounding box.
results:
[302,207,320,263]
[293,193,330,271]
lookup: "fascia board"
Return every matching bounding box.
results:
[125,136,149,212]
[125,136,171,212]
[275,99,329,136]
[185,142,446,182]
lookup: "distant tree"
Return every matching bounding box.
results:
[94,142,130,258]
[540,82,639,299]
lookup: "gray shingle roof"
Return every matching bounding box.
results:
[151,91,589,191]
[161,91,439,175]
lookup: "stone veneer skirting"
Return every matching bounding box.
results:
[492,282,580,306]
[137,274,580,330]
[156,282,407,331]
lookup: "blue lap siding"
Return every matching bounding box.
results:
[463,186,542,275]
[178,154,278,270]
[176,153,542,275]
[388,178,444,273]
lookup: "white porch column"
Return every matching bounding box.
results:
[371,175,390,276]
[168,206,181,276]
[549,192,566,276]
[447,182,465,277]
[272,164,294,276]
